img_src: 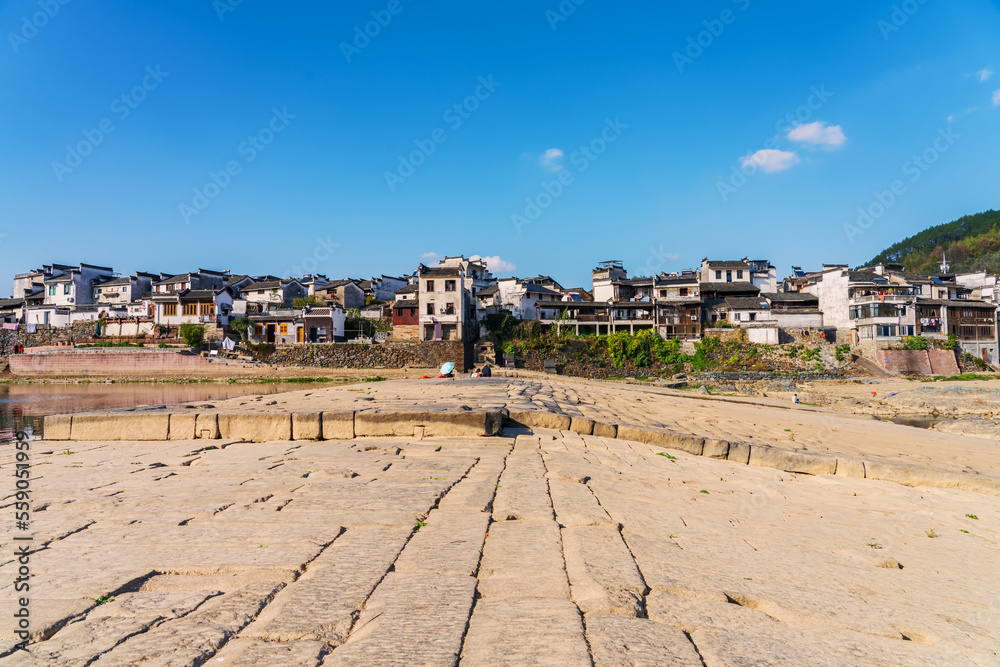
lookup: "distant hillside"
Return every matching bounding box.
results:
[868,210,1000,275]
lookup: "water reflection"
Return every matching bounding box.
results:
[0,383,302,438]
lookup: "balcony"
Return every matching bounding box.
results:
[850,293,913,305]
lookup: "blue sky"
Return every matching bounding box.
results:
[1,0,999,291]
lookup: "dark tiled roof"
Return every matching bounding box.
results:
[700,281,759,294]
[725,297,771,310]
[761,292,818,303]
[153,274,190,285]
[99,277,132,287]
[396,283,419,294]
[178,290,220,300]
[706,260,750,269]
[244,280,287,291]
[324,279,360,289]
[477,285,499,297]
[0,298,24,309]
[917,299,994,307]
[848,270,885,283]
[227,275,251,286]
[394,299,419,308]
[420,267,460,277]
[656,275,699,285]
[524,284,560,295]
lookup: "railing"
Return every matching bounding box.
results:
[850,294,912,304]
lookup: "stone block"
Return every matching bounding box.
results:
[863,461,1000,495]
[292,413,322,441]
[585,613,704,667]
[702,438,730,459]
[616,425,704,456]
[43,415,72,441]
[70,414,169,442]
[196,413,219,440]
[592,422,618,438]
[462,598,591,666]
[506,409,572,431]
[354,410,501,438]
[570,417,595,435]
[748,445,837,476]
[562,526,645,616]
[168,414,196,441]
[217,414,292,442]
[321,411,355,440]
[836,458,865,478]
[727,441,751,465]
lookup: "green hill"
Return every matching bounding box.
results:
[867,210,1000,274]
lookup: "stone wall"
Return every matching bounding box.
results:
[266,341,472,372]
[9,349,215,376]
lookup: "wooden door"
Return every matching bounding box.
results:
[297,327,304,343]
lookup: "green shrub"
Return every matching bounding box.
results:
[900,336,929,351]
[179,323,206,347]
[230,316,253,340]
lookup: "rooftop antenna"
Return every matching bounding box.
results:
[940,252,950,274]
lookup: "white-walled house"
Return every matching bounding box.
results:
[496,278,563,320]
[152,287,235,327]
[242,279,308,312]
[152,269,229,295]
[418,257,495,342]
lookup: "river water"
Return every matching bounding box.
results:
[0,382,303,439]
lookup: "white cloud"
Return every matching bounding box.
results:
[421,252,442,265]
[740,149,800,173]
[787,121,847,148]
[470,255,516,273]
[539,148,564,171]
[993,90,1000,106]
[977,68,994,82]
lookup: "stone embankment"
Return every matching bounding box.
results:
[265,341,470,371]
[46,404,1000,497]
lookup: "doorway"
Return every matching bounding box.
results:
[266,324,276,343]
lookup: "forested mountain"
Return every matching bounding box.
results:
[867,210,1000,274]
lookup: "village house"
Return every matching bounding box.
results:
[249,306,346,344]
[151,269,229,295]
[366,275,410,302]
[152,287,235,327]
[298,274,330,297]
[495,278,563,321]
[391,283,420,341]
[317,280,366,310]
[23,263,116,327]
[241,278,308,313]
[417,256,494,342]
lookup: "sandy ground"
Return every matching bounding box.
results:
[2,376,998,665]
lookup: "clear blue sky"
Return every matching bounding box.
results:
[2,0,999,291]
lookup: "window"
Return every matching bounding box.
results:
[659,290,667,298]
[163,303,177,317]
[426,281,435,292]
[64,284,72,295]
[679,288,689,297]
[183,304,197,316]
[200,303,213,315]
[737,270,744,280]
[733,313,741,321]
[445,280,457,292]
[48,286,56,296]
[715,271,722,280]
[396,309,403,317]
[726,271,732,282]
[426,302,435,315]
[255,324,263,335]
[279,323,288,335]
[749,312,756,322]
[445,303,455,315]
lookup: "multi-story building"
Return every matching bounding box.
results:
[417,256,494,342]
[241,279,307,313]
[152,269,229,295]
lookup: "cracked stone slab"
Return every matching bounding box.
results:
[476,520,571,600]
[461,597,592,666]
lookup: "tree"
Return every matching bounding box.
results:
[230,316,253,341]
[179,323,206,347]
[292,295,323,309]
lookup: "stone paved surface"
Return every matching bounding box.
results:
[2,378,999,665]
[162,376,1000,477]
